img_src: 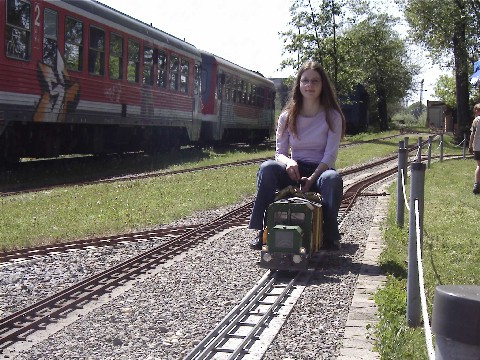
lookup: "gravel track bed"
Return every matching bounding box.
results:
[0,198,253,318]
[1,181,390,359]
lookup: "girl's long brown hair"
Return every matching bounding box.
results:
[280,61,346,138]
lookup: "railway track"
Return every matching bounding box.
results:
[0,132,421,197]
[0,225,200,264]
[0,204,251,350]
[0,151,405,264]
[184,270,309,360]
[182,165,401,358]
[0,163,398,351]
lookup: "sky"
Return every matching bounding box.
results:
[98,0,445,103]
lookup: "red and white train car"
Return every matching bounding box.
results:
[199,51,275,144]
[0,0,275,163]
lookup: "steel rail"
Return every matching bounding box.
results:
[0,225,200,264]
[1,147,451,349]
[0,204,251,349]
[1,151,407,262]
[184,271,298,359]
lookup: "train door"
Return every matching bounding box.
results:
[193,62,202,117]
[199,53,221,141]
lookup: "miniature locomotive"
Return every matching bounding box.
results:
[259,186,323,271]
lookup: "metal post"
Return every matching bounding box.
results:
[396,141,407,227]
[407,162,426,327]
[432,285,480,359]
[417,137,422,162]
[404,136,409,149]
[463,133,466,159]
[427,136,432,168]
[439,133,444,162]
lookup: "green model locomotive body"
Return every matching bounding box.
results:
[260,187,323,271]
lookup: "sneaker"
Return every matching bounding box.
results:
[473,183,480,195]
[249,230,263,250]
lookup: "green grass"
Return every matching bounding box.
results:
[1,130,475,357]
[0,132,461,253]
[374,157,480,359]
[0,166,258,250]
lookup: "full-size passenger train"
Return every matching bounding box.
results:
[0,0,275,163]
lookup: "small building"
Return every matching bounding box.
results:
[427,100,454,132]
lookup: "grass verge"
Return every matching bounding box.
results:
[374,157,480,359]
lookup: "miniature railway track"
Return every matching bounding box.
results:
[0,132,419,197]
[1,153,405,264]
[0,203,251,350]
[339,166,396,219]
[184,270,308,360]
[0,163,398,351]
[0,225,200,264]
[183,165,402,358]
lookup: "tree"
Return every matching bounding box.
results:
[399,0,480,134]
[434,74,457,109]
[280,0,346,80]
[341,13,417,129]
[280,1,416,129]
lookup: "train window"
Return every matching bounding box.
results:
[169,54,179,91]
[243,81,248,104]
[143,46,154,85]
[251,84,256,106]
[88,26,105,75]
[180,59,189,93]
[225,75,231,102]
[216,75,222,100]
[246,83,251,104]
[256,87,264,108]
[109,33,123,80]
[5,0,31,60]
[65,17,83,71]
[157,50,167,88]
[274,211,289,225]
[290,212,305,225]
[237,80,243,104]
[194,64,201,95]
[43,9,57,66]
[231,78,237,102]
[127,39,139,82]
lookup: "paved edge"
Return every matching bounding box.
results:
[338,184,390,360]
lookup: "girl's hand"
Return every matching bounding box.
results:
[300,176,314,192]
[286,161,300,181]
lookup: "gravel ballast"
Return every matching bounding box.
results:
[1,180,390,359]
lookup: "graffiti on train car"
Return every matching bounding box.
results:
[34,50,80,123]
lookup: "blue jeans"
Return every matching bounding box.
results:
[248,159,343,244]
